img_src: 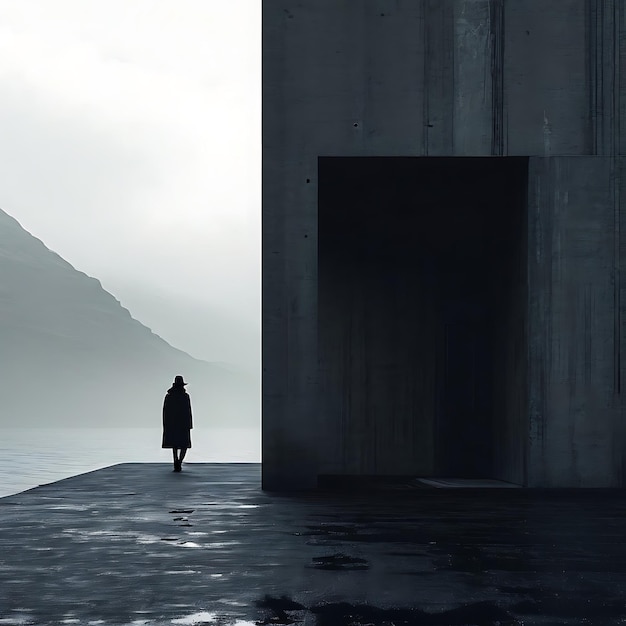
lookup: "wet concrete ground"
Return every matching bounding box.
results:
[0,463,625,625]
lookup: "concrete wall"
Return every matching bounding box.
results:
[262,0,626,489]
[527,157,625,487]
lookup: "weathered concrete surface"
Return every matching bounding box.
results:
[2,464,626,625]
[504,0,589,156]
[527,157,625,486]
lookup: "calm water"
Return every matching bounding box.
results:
[0,427,261,498]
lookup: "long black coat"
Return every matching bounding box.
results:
[161,386,193,449]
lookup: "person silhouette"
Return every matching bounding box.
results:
[162,375,193,472]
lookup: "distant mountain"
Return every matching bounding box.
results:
[0,209,259,429]
[97,277,259,374]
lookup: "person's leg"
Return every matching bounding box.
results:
[172,449,180,470]
[179,448,187,464]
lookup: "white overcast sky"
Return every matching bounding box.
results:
[0,0,260,367]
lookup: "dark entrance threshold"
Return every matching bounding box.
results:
[317,475,521,490]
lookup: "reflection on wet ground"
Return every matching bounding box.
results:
[0,463,625,624]
[255,596,520,625]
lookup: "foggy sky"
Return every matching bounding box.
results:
[0,0,260,368]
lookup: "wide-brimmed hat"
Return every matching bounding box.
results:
[173,375,188,386]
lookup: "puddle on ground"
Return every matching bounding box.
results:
[0,616,33,626]
[171,611,217,624]
[309,553,369,571]
[299,524,359,537]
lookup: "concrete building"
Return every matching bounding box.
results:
[262,0,626,489]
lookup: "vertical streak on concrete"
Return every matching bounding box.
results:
[589,0,618,156]
[452,0,492,155]
[614,157,621,397]
[527,158,550,487]
[620,0,626,155]
[593,0,624,476]
[615,0,622,158]
[589,0,600,154]
[422,0,430,155]
[490,0,505,156]
[614,156,626,486]
[612,3,623,439]
[604,0,616,156]
[612,155,622,483]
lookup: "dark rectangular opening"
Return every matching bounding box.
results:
[318,156,529,484]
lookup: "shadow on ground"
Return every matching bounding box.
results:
[256,595,520,625]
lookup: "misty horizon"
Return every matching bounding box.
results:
[0,199,259,432]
